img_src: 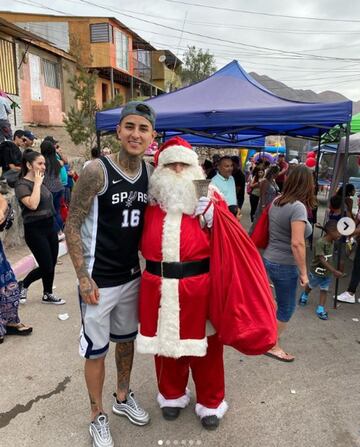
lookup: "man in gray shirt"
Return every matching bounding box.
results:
[0,95,12,143]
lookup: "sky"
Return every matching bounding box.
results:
[3,0,360,100]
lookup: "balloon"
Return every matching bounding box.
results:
[306,151,316,158]
[305,157,316,168]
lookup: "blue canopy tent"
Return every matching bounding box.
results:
[163,132,265,148]
[96,60,352,142]
[96,60,353,308]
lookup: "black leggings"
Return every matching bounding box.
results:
[348,244,360,294]
[23,217,59,294]
[249,194,260,222]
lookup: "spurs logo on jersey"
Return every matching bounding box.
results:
[111,190,148,206]
[81,156,150,288]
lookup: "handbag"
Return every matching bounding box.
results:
[250,202,271,249]
[0,203,14,231]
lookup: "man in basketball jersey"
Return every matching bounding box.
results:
[66,102,156,447]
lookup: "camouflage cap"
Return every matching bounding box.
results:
[119,101,156,128]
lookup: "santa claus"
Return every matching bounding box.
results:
[137,136,227,430]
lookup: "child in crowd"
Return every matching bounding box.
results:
[299,220,342,320]
[328,194,342,222]
[228,204,242,223]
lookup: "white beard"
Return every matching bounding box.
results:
[149,164,205,215]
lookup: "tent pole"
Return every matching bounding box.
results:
[96,131,101,150]
[314,131,321,196]
[309,132,322,250]
[333,122,351,309]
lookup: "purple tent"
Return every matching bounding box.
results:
[96,60,352,141]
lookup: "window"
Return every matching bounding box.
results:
[90,23,112,43]
[43,60,60,89]
[0,38,17,95]
[114,29,129,71]
[133,50,151,81]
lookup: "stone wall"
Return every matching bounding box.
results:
[0,185,24,249]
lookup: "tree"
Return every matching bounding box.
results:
[63,37,99,158]
[181,46,217,86]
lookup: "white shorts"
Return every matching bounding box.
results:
[79,277,140,359]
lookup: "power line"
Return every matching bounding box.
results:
[76,0,360,62]
[8,1,360,94]
[11,0,360,62]
[13,0,76,16]
[61,0,360,35]
[166,0,360,23]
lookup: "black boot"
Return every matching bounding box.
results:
[161,407,181,421]
[201,415,220,430]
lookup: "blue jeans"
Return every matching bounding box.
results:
[264,258,299,323]
[52,190,64,232]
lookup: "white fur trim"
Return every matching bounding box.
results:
[137,210,208,358]
[162,211,181,262]
[195,401,229,419]
[136,333,208,358]
[158,145,199,167]
[157,389,191,408]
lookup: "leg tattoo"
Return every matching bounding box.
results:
[115,341,134,401]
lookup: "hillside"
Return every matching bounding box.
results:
[249,72,360,113]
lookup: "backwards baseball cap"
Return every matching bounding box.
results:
[23,130,37,140]
[119,101,156,128]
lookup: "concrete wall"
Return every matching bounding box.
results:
[0,187,24,249]
[17,41,76,125]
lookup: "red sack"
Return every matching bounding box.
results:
[209,200,277,355]
[60,197,69,223]
[250,203,271,249]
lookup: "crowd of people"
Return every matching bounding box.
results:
[0,129,114,343]
[203,151,359,337]
[0,101,359,447]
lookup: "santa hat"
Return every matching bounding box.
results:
[154,136,199,167]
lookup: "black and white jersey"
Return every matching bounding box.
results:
[81,156,150,288]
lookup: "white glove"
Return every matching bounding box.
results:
[194,196,214,228]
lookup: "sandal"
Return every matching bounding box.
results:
[6,323,33,336]
[264,350,295,363]
[0,336,4,344]
[316,310,328,320]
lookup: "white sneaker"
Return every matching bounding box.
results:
[112,390,150,426]
[337,291,356,304]
[89,414,114,447]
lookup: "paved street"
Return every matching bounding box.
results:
[1,205,360,447]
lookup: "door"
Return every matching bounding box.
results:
[29,53,42,101]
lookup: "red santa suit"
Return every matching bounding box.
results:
[137,137,228,419]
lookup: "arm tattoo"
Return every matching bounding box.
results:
[115,342,134,395]
[65,161,104,280]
